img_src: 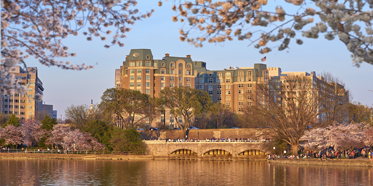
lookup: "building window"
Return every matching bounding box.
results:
[178,117,182,123]
[226,90,231,95]
[130,62,135,67]
[199,85,204,89]
[146,89,150,94]
[218,73,222,77]
[225,102,230,106]
[146,82,150,87]
[21,112,25,115]
[208,85,213,90]
[226,96,231,101]
[130,76,134,80]
[178,70,182,74]
[248,90,252,93]
[239,84,243,88]
[239,95,243,100]
[137,82,141,87]
[239,89,243,94]
[187,83,191,87]
[170,69,174,74]
[179,83,183,87]
[217,97,221,101]
[28,100,33,103]
[137,75,141,80]
[187,70,191,75]
[208,78,213,83]
[28,112,32,115]
[186,77,191,82]
[226,79,231,83]
[248,84,252,88]
[146,55,150,60]
[238,108,243,111]
[170,83,174,87]
[248,102,252,106]
[20,106,25,109]
[199,79,204,83]
[226,72,231,77]
[226,85,231,89]
[146,76,150,80]
[217,90,221,94]
[154,62,158,67]
[137,62,142,66]
[137,69,141,73]
[161,76,165,81]
[208,91,213,94]
[247,95,252,100]
[248,77,252,81]
[170,77,174,81]
[130,69,135,74]
[248,71,252,76]
[130,82,134,87]
[161,62,165,67]
[187,64,191,68]
[161,69,165,74]
[161,83,165,87]
[239,102,243,105]
[28,88,33,91]
[145,62,151,66]
[179,77,183,81]
[170,63,174,68]
[146,69,150,74]
[239,78,244,82]
[217,85,221,89]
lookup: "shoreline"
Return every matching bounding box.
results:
[268,158,373,167]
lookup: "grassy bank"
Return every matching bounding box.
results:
[268,158,373,167]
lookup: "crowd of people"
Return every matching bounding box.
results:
[268,146,373,160]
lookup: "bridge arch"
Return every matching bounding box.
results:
[203,149,232,157]
[237,149,267,157]
[170,149,197,156]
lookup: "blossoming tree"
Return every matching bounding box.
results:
[18,119,45,147]
[1,0,152,95]
[163,0,373,66]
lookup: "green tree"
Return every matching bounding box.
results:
[41,115,58,130]
[159,87,212,138]
[0,113,11,127]
[348,102,373,125]
[84,120,113,150]
[2,114,20,128]
[110,128,146,154]
[100,88,148,129]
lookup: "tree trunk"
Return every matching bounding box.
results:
[291,144,299,155]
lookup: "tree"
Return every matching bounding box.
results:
[65,104,102,131]
[100,88,148,129]
[18,119,45,147]
[164,0,373,66]
[41,115,58,131]
[209,103,236,128]
[301,123,370,150]
[110,128,146,154]
[84,120,113,150]
[0,113,11,127]
[2,114,20,128]
[142,97,162,129]
[1,0,153,95]
[242,74,349,154]
[348,102,373,125]
[0,125,23,148]
[159,87,212,138]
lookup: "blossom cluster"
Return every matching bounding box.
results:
[162,0,373,66]
[0,120,105,150]
[300,122,373,150]
[1,0,152,95]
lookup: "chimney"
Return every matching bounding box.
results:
[165,53,170,57]
[126,55,129,59]
[186,54,191,58]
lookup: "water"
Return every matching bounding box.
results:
[1,159,373,186]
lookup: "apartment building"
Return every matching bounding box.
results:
[116,49,349,127]
[1,66,44,120]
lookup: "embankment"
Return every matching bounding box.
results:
[0,153,154,161]
[268,158,373,167]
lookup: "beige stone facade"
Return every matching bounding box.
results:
[1,66,44,120]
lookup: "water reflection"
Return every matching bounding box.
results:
[1,160,373,186]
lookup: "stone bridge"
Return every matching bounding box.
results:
[145,141,271,158]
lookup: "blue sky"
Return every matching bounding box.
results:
[26,1,373,119]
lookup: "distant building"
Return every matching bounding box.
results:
[53,110,57,119]
[1,66,44,120]
[41,104,54,119]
